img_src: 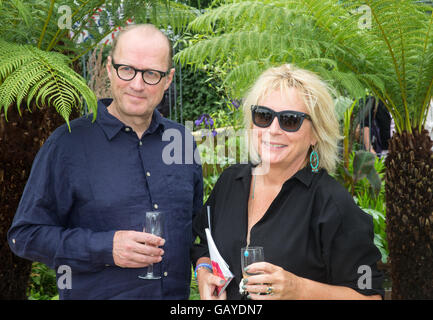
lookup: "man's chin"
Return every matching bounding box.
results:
[122,101,155,116]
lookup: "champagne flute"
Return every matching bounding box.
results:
[138,211,163,280]
[241,246,264,294]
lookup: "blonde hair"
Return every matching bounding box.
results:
[243,64,342,173]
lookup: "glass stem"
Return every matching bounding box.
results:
[147,263,154,276]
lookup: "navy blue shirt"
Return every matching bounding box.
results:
[8,99,203,299]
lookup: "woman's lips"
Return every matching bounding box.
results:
[262,141,287,148]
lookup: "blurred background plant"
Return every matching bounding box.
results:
[27,262,59,300]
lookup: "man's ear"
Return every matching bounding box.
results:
[164,68,175,91]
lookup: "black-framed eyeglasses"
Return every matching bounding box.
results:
[251,105,312,132]
[111,58,169,85]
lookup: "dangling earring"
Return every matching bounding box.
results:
[310,146,319,173]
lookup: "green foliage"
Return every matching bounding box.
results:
[0,0,199,126]
[189,267,200,300]
[176,0,433,133]
[0,39,97,129]
[362,207,388,263]
[351,150,381,195]
[336,151,388,263]
[179,65,225,122]
[209,104,243,129]
[27,262,58,300]
[0,0,198,55]
[336,150,385,198]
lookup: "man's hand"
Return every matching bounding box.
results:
[113,230,165,268]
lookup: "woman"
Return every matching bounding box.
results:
[191,64,384,300]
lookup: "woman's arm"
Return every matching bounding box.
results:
[297,276,382,300]
[243,262,382,300]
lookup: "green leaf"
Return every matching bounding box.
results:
[0,39,97,128]
[353,150,381,195]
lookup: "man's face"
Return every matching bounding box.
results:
[107,30,174,120]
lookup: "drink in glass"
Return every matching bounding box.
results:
[138,211,163,280]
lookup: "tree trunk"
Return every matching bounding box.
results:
[385,129,433,299]
[0,105,72,299]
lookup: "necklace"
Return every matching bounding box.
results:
[251,173,256,200]
[247,172,257,246]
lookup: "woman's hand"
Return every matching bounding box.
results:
[242,262,302,300]
[196,268,227,300]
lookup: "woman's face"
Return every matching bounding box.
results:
[253,88,317,170]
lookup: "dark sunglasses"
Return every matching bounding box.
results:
[251,105,312,132]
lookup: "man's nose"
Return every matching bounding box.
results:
[129,72,146,90]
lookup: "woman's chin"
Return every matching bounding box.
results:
[259,147,288,165]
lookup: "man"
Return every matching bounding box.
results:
[359,96,392,158]
[8,24,203,299]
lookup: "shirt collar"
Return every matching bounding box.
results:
[235,162,315,188]
[96,98,166,140]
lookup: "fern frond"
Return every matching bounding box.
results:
[224,60,269,97]
[0,40,97,130]
[178,0,433,133]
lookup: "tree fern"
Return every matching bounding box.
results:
[176,0,433,134]
[0,0,198,57]
[0,0,199,128]
[0,40,97,130]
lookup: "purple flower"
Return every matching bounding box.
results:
[195,114,214,128]
[195,113,217,136]
[195,114,204,126]
[231,99,241,109]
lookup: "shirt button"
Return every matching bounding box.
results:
[163,272,168,277]
[146,171,151,177]
[153,204,159,209]
[139,141,143,146]
[12,239,16,244]
[125,127,131,132]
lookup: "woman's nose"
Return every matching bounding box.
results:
[268,116,282,134]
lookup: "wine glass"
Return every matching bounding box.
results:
[241,246,264,296]
[241,246,264,279]
[138,211,164,280]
